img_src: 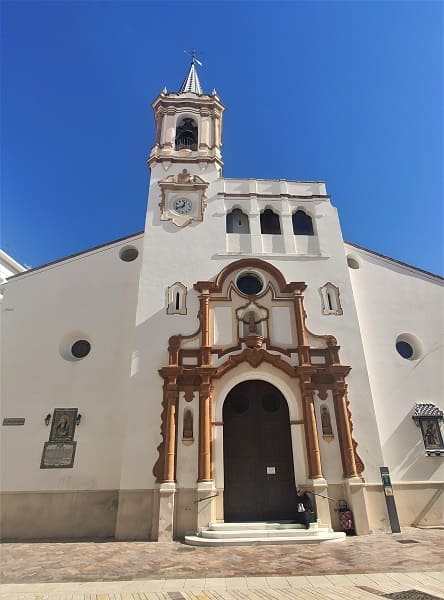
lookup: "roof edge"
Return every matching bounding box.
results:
[7,231,145,281]
[344,240,444,281]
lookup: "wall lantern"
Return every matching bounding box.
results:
[412,403,444,456]
[44,413,52,426]
[76,413,82,426]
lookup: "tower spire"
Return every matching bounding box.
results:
[178,51,203,95]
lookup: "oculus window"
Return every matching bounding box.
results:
[236,273,264,296]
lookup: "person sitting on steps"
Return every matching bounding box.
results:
[296,489,313,529]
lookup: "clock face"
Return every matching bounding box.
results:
[173,198,192,215]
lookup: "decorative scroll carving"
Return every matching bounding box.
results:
[152,382,169,482]
[332,383,364,478]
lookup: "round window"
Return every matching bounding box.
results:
[236,273,263,295]
[396,341,413,359]
[71,340,91,359]
[119,246,139,262]
[395,333,422,361]
[347,256,360,269]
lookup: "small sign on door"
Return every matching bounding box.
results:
[266,466,276,475]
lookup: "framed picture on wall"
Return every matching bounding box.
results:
[49,408,78,442]
[419,418,444,451]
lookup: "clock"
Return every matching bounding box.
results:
[173,198,192,215]
[158,170,208,227]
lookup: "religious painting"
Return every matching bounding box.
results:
[49,408,78,442]
[419,419,444,450]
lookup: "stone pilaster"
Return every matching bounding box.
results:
[301,386,323,479]
[198,384,213,482]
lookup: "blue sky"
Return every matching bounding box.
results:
[1,1,443,274]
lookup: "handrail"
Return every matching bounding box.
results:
[194,492,219,504]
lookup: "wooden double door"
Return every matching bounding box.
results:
[223,380,298,522]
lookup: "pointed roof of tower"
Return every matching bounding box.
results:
[178,56,203,95]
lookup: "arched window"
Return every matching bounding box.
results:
[320,282,342,315]
[292,210,314,235]
[226,208,250,233]
[260,209,281,234]
[167,282,187,315]
[175,117,198,150]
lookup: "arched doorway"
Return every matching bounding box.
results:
[223,380,298,521]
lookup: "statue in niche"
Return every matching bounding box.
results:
[183,409,194,444]
[321,405,333,437]
[243,311,262,336]
[248,312,257,334]
[177,168,193,184]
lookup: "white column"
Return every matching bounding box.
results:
[281,200,296,254]
[249,195,262,254]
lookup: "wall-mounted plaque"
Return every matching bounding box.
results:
[40,442,77,469]
[266,466,276,475]
[2,418,25,426]
[49,408,77,442]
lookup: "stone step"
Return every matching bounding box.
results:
[184,531,346,546]
[185,520,346,546]
[208,521,306,531]
[200,528,332,539]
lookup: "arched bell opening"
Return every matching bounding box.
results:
[175,117,198,150]
[260,208,281,235]
[292,209,314,235]
[222,380,298,521]
[226,208,250,233]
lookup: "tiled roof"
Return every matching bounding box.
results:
[178,60,203,95]
[412,403,443,418]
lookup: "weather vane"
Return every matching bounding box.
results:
[184,49,203,67]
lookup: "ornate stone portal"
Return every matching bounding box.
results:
[154,259,364,528]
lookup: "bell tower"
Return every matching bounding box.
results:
[148,56,225,176]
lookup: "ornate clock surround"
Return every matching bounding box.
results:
[158,168,209,227]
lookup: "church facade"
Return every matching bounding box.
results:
[1,62,443,541]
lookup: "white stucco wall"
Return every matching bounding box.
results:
[345,243,444,482]
[0,235,143,492]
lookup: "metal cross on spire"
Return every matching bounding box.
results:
[185,49,203,67]
[178,50,204,95]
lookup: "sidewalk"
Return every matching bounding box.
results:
[1,527,443,599]
[1,571,443,599]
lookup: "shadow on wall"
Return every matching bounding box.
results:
[383,412,442,480]
[411,488,443,526]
